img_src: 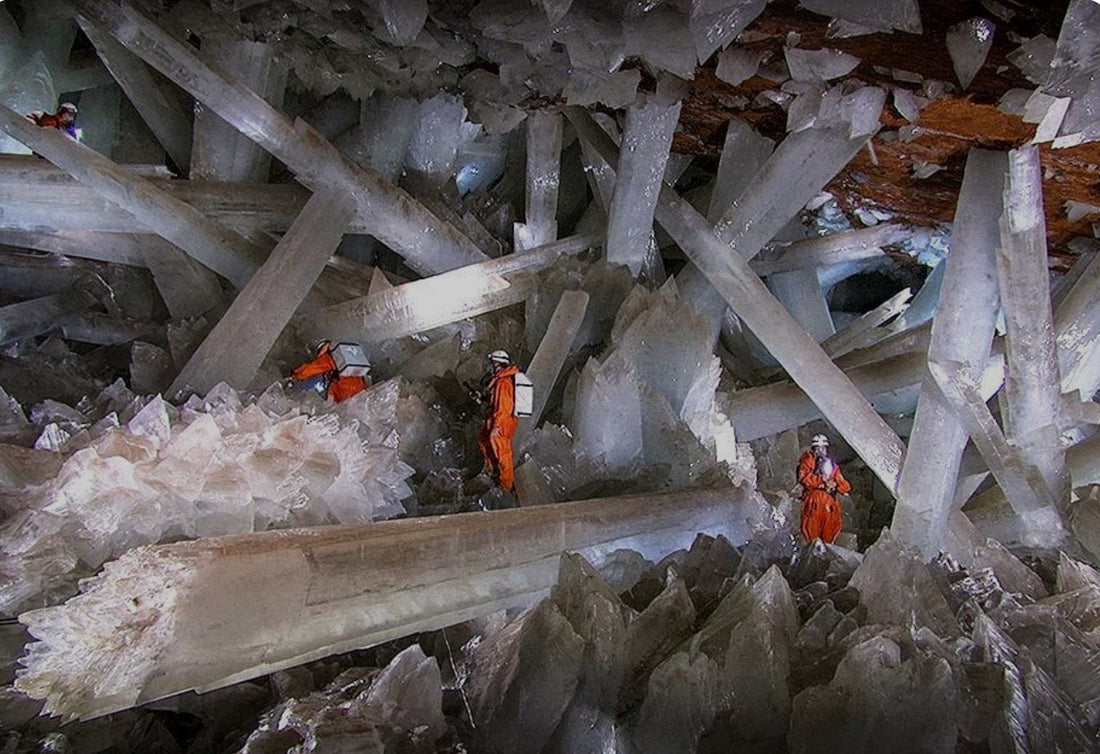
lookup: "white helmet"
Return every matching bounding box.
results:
[488,349,511,364]
[811,434,829,447]
[58,102,78,114]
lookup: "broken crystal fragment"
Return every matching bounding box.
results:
[715,46,763,86]
[784,46,861,81]
[1008,34,1056,85]
[849,530,961,638]
[946,17,995,91]
[789,634,958,753]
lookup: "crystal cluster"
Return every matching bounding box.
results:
[0,380,413,615]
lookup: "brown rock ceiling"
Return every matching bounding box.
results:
[674,0,1097,269]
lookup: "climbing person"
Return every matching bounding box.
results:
[797,434,851,545]
[26,102,81,140]
[287,339,369,403]
[474,349,532,492]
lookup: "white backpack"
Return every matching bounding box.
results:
[513,371,534,418]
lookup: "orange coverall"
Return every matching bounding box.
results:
[798,450,851,544]
[478,364,520,491]
[290,344,367,403]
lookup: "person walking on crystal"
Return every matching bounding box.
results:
[475,350,522,491]
[287,339,369,403]
[798,434,851,544]
[25,102,80,140]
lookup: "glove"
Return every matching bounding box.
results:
[825,479,838,494]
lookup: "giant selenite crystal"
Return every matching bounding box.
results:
[514,110,563,251]
[891,149,1007,559]
[169,189,354,398]
[72,0,489,275]
[16,486,755,720]
[605,94,681,277]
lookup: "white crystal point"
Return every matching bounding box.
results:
[946,17,995,90]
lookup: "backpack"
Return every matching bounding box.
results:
[331,342,370,377]
[513,371,534,418]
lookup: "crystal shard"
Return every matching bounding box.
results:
[946,17,995,91]
[784,46,861,82]
[689,0,767,64]
[1044,0,1100,145]
[788,635,958,754]
[849,530,960,638]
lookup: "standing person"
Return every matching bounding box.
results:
[797,434,851,544]
[476,350,521,491]
[26,102,80,140]
[287,340,369,403]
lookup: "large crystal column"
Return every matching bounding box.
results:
[298,234,599,344]
[0,155,313,235]
[714,124,875,260]
[77,16,192,172]
[140,237,224,320]
[891,149,1007,559]
[750,224,906,277]
[0,104,266,288]
[170,189,354,398]
[725,349,927,442]
[0,289,95,345]
[926,360,1067,546]
[706,119,774,224]
[1055,242,1100,400]
[996,145,1068,501]
[767,269,835,343]
[17,486,758,721]
[514,110,563,251]
[514,289,590,451]
[71,0,488,275]
[190,34,284,183]
[568,108,906,493]
[605,97,680,276]
[821,287,912,359]
[0,229,144,267]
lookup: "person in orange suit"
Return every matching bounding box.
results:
[798,434,851,544]
[288,340,368,403]
[476,350,520,491]
[26,102,80,140]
